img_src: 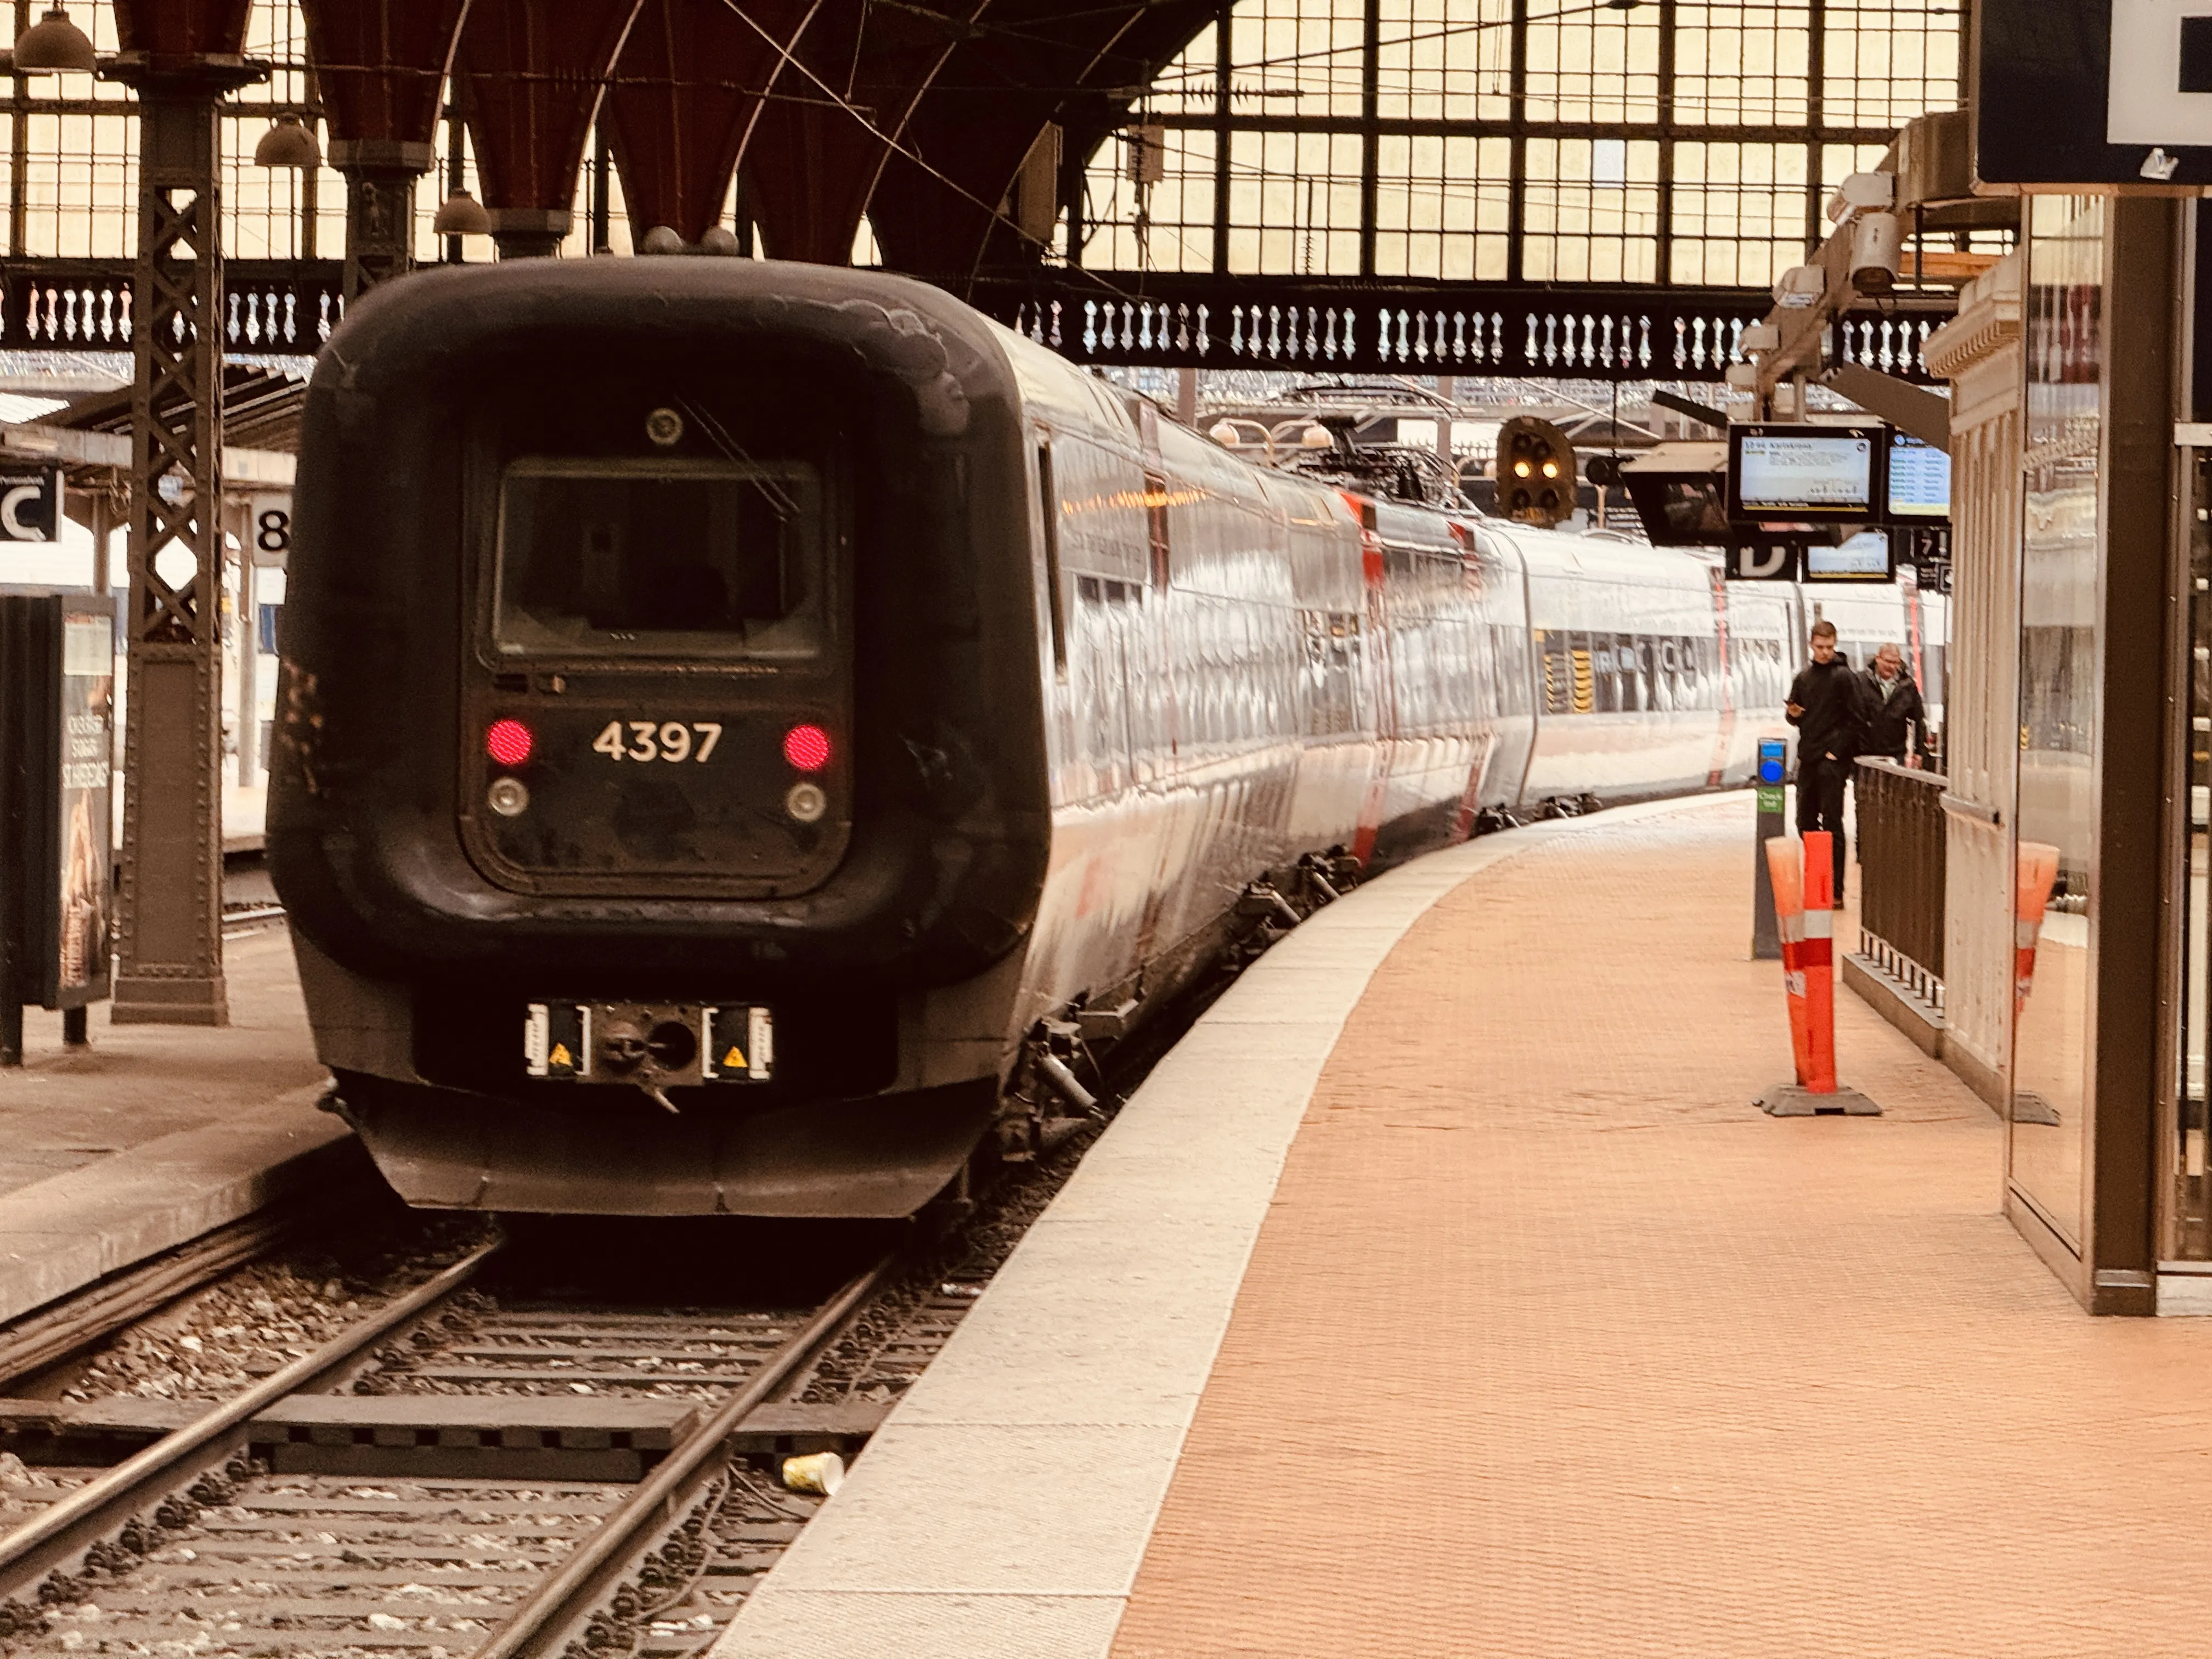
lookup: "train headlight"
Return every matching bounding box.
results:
[783,724,832,772]
[487,777,529,817]
[486,718,533,768]
[786,781,828,823]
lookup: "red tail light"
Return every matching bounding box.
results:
[783,724,832,772]
[486,718,533,768]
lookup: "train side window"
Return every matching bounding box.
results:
[1037,439,1068,680]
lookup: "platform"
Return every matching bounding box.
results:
[719,792,2212,1658]
[0,926,346,1325]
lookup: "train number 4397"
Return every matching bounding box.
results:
[591,720,722,763]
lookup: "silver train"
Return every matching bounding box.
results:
[272,261,1944,1217]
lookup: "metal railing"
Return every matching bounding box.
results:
[1855,756,1948,1006]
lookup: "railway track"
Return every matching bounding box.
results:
[0,1239,895,1658]
[0,959,1181,1658]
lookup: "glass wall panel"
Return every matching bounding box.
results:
[1821,0,1963,131]
[1374,0,1513,123]
[1227,0,1368,118]
[1673,3,1812,127]
[1668,142,1812,287]
[2011,194,2106,1249]
[1521,7,1661,126]
[1372,134,1511,280]
[2178,452,2212,1259]
[1522,139,1661,284]
[1225,130,1362,274]
[1088,127,1220,273]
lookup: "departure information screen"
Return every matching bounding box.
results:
[1804,528,1895,583]
[1885,432,1951,519]
[1728,424,1881,520]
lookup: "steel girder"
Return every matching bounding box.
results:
[104,3,262,1028]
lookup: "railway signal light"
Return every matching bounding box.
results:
[1494,416,1578,528]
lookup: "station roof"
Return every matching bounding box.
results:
[287,0,1218,275]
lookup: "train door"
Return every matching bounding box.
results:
[1132,395,1181,789]
[1346,495,1396,863]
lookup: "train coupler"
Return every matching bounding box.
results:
[1297,850,1358,905]
[997,1023,1106,1162]
[1237,882,1304,928]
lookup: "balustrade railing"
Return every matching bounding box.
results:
[0,260,344,353]
[0,260,1950,385]
[967,274,1947,384]
[1854,757,1948,1006]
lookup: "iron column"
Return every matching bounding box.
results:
[105,57,264,1026]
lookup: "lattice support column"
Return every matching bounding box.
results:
[331,139,434,299]
[108,61,263,1026]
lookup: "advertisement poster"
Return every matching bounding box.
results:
[55,610,110,1000]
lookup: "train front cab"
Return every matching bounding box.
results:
[269,261,1055,1217]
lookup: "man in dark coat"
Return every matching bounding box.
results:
[1785,619,1870,906]
[1860,642,1935,768]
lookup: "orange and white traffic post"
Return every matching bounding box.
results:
[2011,841,2063,1126]
[1758,831,1878,1116]
[2015,841,2062,1017]
[1764,836,1813,1086]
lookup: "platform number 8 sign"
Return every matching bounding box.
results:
[248,493,292,567]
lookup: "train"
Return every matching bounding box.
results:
[268,259,1944,1218]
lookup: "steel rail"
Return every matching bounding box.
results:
[0,1176,389,1392]
[0,1237,501,1599]
[0,1208,299,1392]
[473,1253,895,1659]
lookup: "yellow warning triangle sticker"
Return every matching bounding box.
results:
[549,1042,573,1068]
[723,1045,747,1070]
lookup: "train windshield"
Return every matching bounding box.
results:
[494,459,827,661]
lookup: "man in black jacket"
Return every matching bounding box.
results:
[1785,619,1870,906]
[1860,642,1935,768]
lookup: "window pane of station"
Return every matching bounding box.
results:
[1224,130,1363,275]
[1522,139,1661,285]
[1372,136,1511,282]
[1144,21,1219,118]
[1522,6,1661,127]
[1229,0,1368,119]
[1667,141,1813,288]
[1374,0,1512,125]
[1085,126,1218,274]
[1821,0,1964,130]
[1673,3,1813,127]
[20,112,136,261]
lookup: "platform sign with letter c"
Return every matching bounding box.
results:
[0,466,60,543]
[248,493,292,567]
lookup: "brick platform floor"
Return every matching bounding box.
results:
[1109,795,2212,1659]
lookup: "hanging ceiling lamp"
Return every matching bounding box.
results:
[13,6,97,74]
[253,114,321,170]
[432,189,491,236]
